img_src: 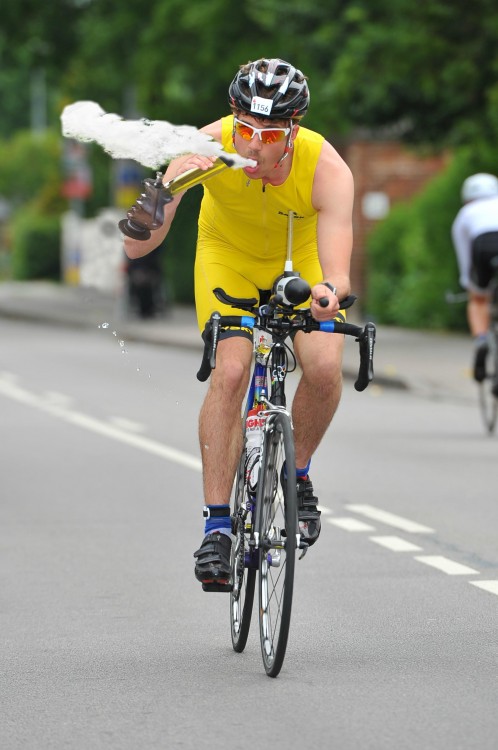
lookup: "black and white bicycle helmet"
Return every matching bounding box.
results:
[461,173,498,202]
[228,58,310,120]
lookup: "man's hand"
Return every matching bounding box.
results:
[310,282,340,321]
[167,154,217,180]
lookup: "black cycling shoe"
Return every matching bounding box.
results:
[193,532,233,592]
[296,476,321,546]
[474,341,489,383]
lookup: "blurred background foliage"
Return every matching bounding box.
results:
[0,0,497,327]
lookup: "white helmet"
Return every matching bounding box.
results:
[461,172,498,202]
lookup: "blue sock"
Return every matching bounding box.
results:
[204,504,231,535]
[296,460,311,479]
[283,460,311,480]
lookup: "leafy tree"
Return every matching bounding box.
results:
[0,130,63,212]
[328,0,498,146]
[0,0,85,136]
[3,1,498,147]
[1,0,498,307]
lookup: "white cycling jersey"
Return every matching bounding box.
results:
[452,195,498,289]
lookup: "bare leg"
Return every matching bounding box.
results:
[199,336,253,505]
[291,331,344,469]
[467,292,490,337]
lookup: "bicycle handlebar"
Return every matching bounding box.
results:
[196,300,376,392]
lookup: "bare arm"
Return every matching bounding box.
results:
[309,140,354,320]
[123,120,223,259]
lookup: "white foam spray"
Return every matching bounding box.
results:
[61,101,255,170]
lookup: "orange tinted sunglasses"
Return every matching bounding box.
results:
[233,117,290,144]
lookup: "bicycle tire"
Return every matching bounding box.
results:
[256,411,297,677]
[230,451,257,653]
[478,333,498,434]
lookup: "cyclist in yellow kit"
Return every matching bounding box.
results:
[123,58,354,589]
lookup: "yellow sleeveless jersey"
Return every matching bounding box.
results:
[199,116,324,262]
[194,115,325,330]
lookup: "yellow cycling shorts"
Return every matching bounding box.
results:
[194,237,345,337]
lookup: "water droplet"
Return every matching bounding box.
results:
[119,340,125,348]
[101,322,110,329]
[113,331,117,336]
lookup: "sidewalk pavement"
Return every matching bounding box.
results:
[0,280,477,403]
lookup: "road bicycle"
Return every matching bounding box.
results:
[477,256,498,434]
[119,164,376,677]
[446,256,498,434]
[196,219,376,677]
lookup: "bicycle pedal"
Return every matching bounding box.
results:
[201,581,233,593]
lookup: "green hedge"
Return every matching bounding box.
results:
[11,211,61,281]
[365,146,498,330]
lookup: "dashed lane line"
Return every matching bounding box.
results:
[414,555,479,576]
[370,535,423,552]
[346,504,435,534]
[5,374,498,599]
[326,517,375,532]
[330,507,498,598]
[470,581,498,597]
[0,377,202,473]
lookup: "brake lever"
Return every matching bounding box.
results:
[354,322,376,391]
[196,312,221,382]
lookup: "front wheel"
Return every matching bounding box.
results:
[256,412,297,677]
[230,452,257,653]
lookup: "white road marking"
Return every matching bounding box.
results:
[346,504,435,534]
[4,375,496,601]
[327,517,375,532]
[370,535,423,552]
[43,391,74,407]
[108,416,146,433]
[469,580,498,597]
[414,555,479,576]
[0,377,202,472]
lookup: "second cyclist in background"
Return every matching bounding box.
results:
[452,172,498,382]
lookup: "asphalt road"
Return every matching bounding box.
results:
[1,317,498,750]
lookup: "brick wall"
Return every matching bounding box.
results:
[344,141,449,304]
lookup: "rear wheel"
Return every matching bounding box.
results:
[256,412,297,678]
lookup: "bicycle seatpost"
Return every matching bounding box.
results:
[273,211,312,305]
